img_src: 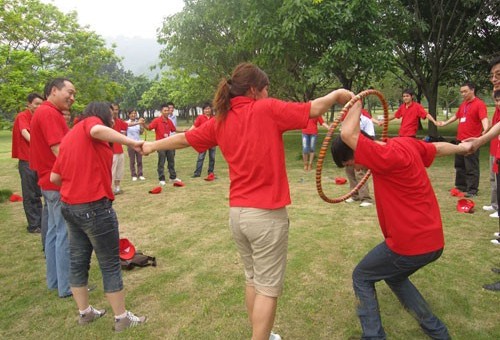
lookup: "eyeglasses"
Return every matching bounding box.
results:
[489,71,500,81]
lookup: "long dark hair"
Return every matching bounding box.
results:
[80,102,113,127]
[213,63,269,121]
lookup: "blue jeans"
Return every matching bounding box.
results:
[61,198,123,293]
[352,242,450,339]
[42,190,71,297]
[193,147,216,176]
[302,133,317,154]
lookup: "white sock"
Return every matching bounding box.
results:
[115,311,127,320]
[79,306,92,315]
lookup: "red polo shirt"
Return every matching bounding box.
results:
[12,109,33,161]
[148,116,176,140]
[30,101,69,191]
[489,107,500,157]
[186,96,310,209]
[302,116,325,135]
[455,97,488,141]
[394,101,428,137]
[355,135,443,255]
[194,114,213,128]
[53,117,114,204]
[112,118,128,154]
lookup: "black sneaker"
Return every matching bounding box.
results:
[191,174,201,178]
[464,192,477,198]
[27,227,41,233]
[491,268,500,274]
[483,281,500,291]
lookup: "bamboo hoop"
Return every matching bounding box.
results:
[315,89,389,203]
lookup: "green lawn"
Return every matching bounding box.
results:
[0,118,499,339]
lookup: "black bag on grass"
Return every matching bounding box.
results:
[120,252,157,270]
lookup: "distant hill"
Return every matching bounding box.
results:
[106,36,163,78]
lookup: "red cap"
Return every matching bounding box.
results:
[148,186,162,194]
[173,181,185,187]
[456,198,475,213]
[119,238,136,260]
[334,177,347,185]
[204,173,215,181]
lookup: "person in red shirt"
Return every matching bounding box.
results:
[484,91,500,218]
[331,98,472,339]
[50,102,146,331]
[189,102,217,179]
[30,78,74,298]
[387,89,439,137]
[141,63,352,340]
[439,82,489,197]
[110,103,128,194]
[12,93,44,234]
[301,116,329,171]
[146,103,180,185]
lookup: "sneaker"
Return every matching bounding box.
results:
[345,198,355,203]
[494,232,500,237]
[159,180,166,186]
[491,267,500,274]
[483,205,496,211]
[114,190,123,195]
[482,281,500,291]
[491,238,500,245]
[360,201,373,207]
[114,311,147,332]
[169,178,182,183]
[139,176,146,181]
[27,226,41,233]
[191,174,201,178]
[490,212,499,218]
[270,332,282,340]
[79,306,106,325]
[132,177,138,181]
[464,192,477,198]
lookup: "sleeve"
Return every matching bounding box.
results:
[318,116,325,125]
[417,103,428,119]
[478,101,488,120]
[193,116,202,128]
[43,112,68,147]
[261,98,310,132]
[354,135,407,172]
[185,118,218,153]
[18,113,31,131]
[394,105,403,118]
[148,119,157,130]
[415,140,437,167]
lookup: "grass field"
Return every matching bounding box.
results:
[0,116,499,339]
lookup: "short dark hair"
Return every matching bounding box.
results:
[166,101,175,107]
[461,81,476,92]
[494,90,500,99]
[27,93,43,103]
[43,78,72,99]
[402,88,414,96]
[81,102,113,128]
[331,136,354,168]
[489,56,500,71]
[160,103,169,110]
[202,102,212,110]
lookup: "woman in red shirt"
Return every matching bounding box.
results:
[50,102,146,332]
[142,63,352,340]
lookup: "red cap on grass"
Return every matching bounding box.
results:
[334,177,347,185]
[148,186,162,194]
[173,181,185,187]
[456,198,475,213]
[119,238,136,260]
[9,194,23,202]
[204,173,215,181]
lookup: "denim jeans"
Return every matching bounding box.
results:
[61,198,123,293]
[352,242,450,340]
[193,147,216,176]
[157,150,177,180]
[42,190,71,297]
[301,133,318,154]
[18,160,42,231]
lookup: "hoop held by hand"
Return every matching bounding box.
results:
[315,89,389,203]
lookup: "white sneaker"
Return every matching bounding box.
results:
[490,211,499,218]
[269,332,282,340]
[494,232,500,237]
[159,180,166,186]
[169,178,182,183]
[490,239,500,245]
[360,201,373,207]
[139,176,146,180]
[483,205,496,211]
[132,177,138,181]
[345,198,355,203]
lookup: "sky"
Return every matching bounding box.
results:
[40,0,185,39]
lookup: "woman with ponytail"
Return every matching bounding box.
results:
[142,63,352,340]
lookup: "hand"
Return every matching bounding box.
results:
[436,121,444,127]
[132,140,144,153]
[335,89,355,105]
[139,117,145,124]
[141,141,155,155]
[377,120,384,127]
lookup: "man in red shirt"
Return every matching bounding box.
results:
[331,99,472,339]
[30,78,74,298]
[439,82,489,197]
[189,102,217,179]
[12,93,44,234]
[301,116,329,171]
[387,89,439,137]
[146,103,179,185]
[111,103,128,194]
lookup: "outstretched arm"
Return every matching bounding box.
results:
[142,133,190,155]
[425,113,439,126]
[434,141,473,157]
[90,125,144,151]
[309,89,353,118]
[340,101,362,151]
